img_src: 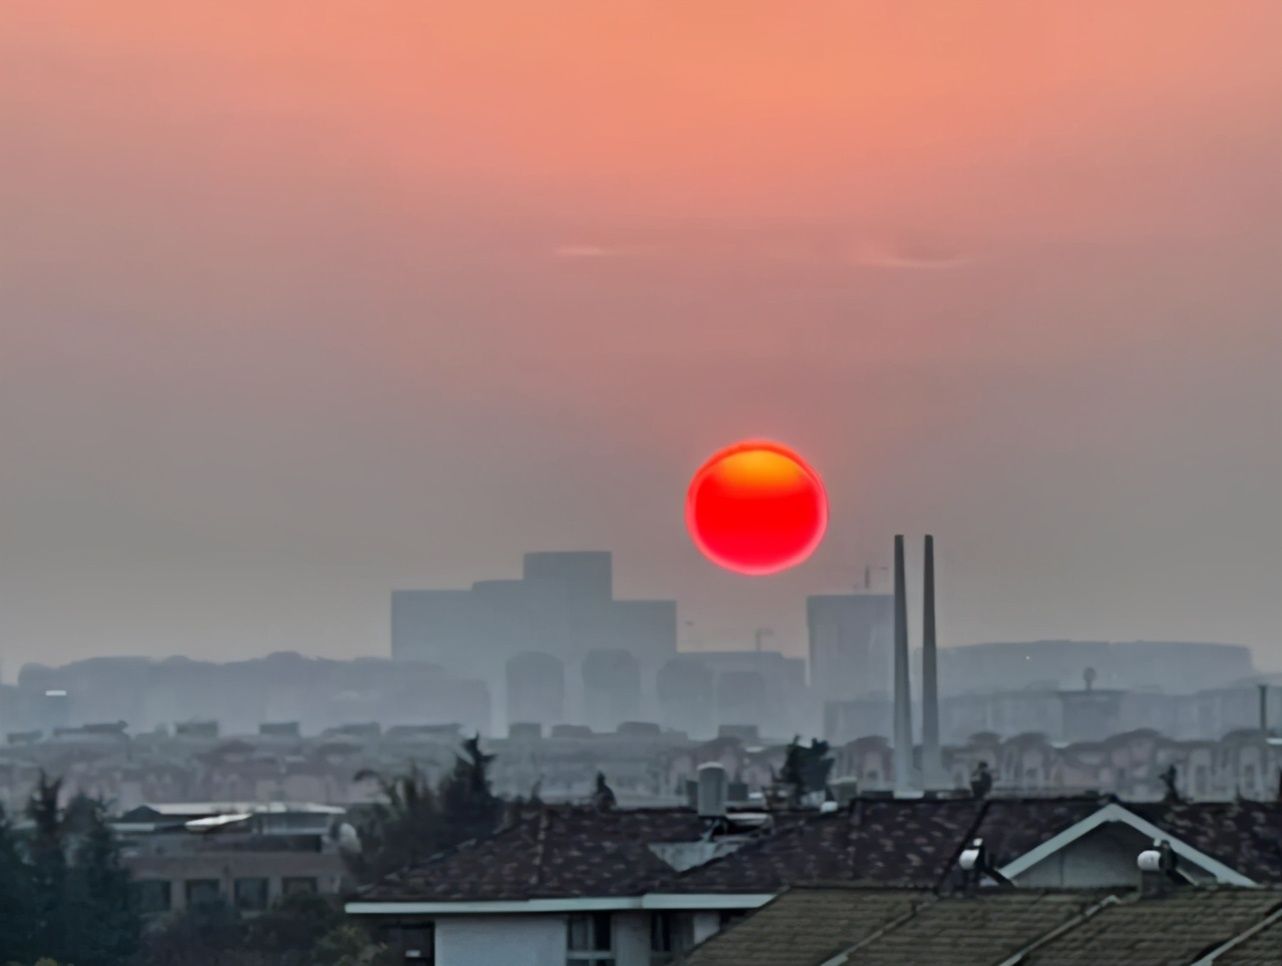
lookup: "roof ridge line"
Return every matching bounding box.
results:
[818,893,938,966]
[529,806,551,889]
[993,893,1122,966]
[1191,899,1282,964]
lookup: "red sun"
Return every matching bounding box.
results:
[686,440,828,575]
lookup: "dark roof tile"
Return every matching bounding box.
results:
[1216,910,1282,964]
[685,887,926,966]
[670,799,986,893]
[1131,801,1282,884]
[1023,890,1282,966]
[847,891,1104,966]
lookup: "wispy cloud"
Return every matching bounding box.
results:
[847,241,973,270]
[552,244,617,259]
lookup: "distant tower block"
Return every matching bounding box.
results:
[806,593,894,702]
[657,657,715,738]
[582,649,641,732]
[505,651,565,727]
[716,670,768,733]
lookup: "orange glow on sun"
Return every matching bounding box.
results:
[686,440,828,576]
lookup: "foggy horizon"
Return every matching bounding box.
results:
[3,2,1280,674]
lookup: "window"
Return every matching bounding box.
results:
[185,879,221,907]
[234,877,270,912]
[378,924,434,962]
[567,912,613,964]
[282,876,318,896]
[650,912,689,965]
[132,879,172,915]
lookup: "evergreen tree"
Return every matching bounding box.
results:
[65,795,141,965]
[0,802,37,964]
[348,763,442,883]
[25,771,69,963]
[243,890,344,964]
[136,898,249,966]
[438,734,501,845]
[351,736,503,884]
[778,737,835,804]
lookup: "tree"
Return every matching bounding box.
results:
[438,733,502,846]
[0,802,37,963]
[244,891,344,964]
[348,762,443,883]
[312,923,397,966]
[778,737,834,804]
[25,772,69,963]
[351,736,504,884]
[64,795,141,965]
[137,899,248,966]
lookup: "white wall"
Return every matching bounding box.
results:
[434,915,565,966]
[613,911,651,966]
[1014,823,1148,888]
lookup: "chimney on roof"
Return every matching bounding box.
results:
[921,535,944,789]
[892,535,916,796]
[696,762,728,818]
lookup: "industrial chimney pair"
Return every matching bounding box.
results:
[893,534,945,795]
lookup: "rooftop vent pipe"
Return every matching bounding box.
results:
[696,762,728,818]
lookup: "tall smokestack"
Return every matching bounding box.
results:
[893,535,915,795]
[921,535,943,788]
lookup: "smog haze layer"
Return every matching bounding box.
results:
[2,2,1280,670]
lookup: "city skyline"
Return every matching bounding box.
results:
[3,2,1280,671]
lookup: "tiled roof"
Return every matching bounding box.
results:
[1130,801,1282,884]
[358,806,710,900]
[689,887,1282,966]
[668,799,985,893]
[967,797,1107,868]
[684,887,926,966]
[844,891,1103,965]
[354,798,1282,904]
[1216,910,1282,964]
[1022,890,1282,966]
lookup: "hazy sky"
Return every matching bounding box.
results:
[2,2,1280,676]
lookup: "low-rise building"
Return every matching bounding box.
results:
[344,793,1282,965]
[114,801,350,916]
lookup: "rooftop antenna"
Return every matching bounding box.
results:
[754,627,774,654]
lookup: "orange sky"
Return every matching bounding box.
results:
[1,2,1280,670]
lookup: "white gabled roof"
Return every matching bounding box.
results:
[996,801,1255,886]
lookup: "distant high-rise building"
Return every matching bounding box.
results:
[936,641,1256,695]
[692,650,811,738]
[506,651,565,727]
[391,551,677,722]
[656,657,715,738]
[806,593,894,704]
[716,670,768,733]
[581,649,641,732]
